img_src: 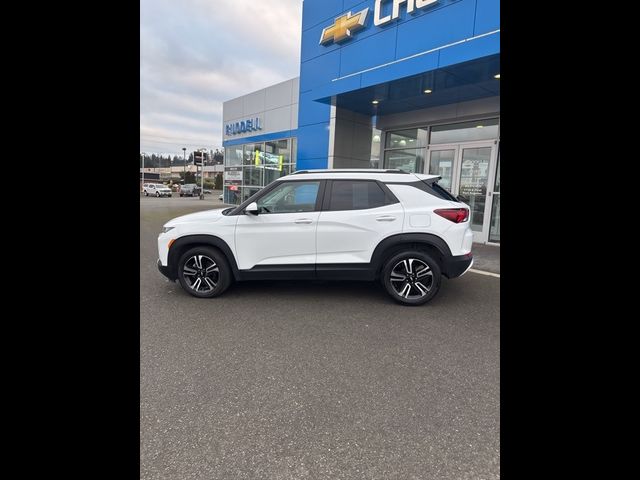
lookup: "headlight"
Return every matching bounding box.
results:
[161,226,175,234]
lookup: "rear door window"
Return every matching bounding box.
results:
[327,181,388,211]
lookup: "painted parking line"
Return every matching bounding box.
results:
[468,268,501,278]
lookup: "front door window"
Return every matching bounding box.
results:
[256,181,320,214]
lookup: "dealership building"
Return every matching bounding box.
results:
[222,0,499,244]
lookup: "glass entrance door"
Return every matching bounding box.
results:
[458,145,493,241]
[488,148,500,243]
[426,141,497,243]
[427,146,458,192]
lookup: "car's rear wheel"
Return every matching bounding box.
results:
[156,192,160,197]
[381,250,441,306]
[177,247,232,298]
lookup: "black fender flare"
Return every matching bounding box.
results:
[168,234,240,281]
[370,233,452,272]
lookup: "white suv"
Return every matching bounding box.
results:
[157,169,473,305]
[143,183,172,197]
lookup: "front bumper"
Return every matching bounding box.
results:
[157,259,175,281]
[442,253,473,278]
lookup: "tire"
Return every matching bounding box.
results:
[168,194,172,197]
[156,192,160,197]
[381,250,442,306]
[144,191,148,196]
[177,246,232,298]
[179,193,183,197]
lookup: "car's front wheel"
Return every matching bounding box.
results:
[381,250,442,306]
[144,191,148,196]
[156,192,160,197]
[177,247,232,298]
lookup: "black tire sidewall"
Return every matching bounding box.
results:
[177,246,231,298]
[382,250,442,306]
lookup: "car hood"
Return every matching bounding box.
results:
[164,208,228,227]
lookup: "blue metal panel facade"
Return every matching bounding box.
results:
[297,0,500,169]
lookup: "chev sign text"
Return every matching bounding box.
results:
[225,117,262,136]
[374,0,439,26]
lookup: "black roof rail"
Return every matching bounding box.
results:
[292,169,409,175]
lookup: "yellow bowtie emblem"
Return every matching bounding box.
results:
[319,8,369,45]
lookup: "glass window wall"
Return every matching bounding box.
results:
[224,138,296,205]
[430,119,499,144]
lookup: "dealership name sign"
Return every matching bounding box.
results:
[320,0,439,45]
[225,117,262,136]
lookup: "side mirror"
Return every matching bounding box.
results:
[245,202,259,215]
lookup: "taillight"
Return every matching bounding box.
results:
[434,208,469,223]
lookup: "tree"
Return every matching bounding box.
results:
[180,171,196,184]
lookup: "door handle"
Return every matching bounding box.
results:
[376,215,396,222]
[294,218,313,224]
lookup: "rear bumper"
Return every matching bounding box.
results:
[442,253,473,278]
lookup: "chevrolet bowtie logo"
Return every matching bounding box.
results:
[319,8,369,45]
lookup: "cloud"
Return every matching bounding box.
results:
[140,0,302,155]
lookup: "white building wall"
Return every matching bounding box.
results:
[222,77,299,142]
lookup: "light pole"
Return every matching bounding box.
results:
[200,149,205,200]
[182,147,186,183]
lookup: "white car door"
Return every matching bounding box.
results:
[316,180,405,264]
[234,180,323,270]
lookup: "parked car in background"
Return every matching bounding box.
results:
[180,184,201,197]
[143,183,172,197]
[218,193,224,201]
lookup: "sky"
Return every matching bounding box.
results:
[140,0,302,156]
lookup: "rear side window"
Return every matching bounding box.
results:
[400,179,459,201]
[328,181,388,211]
[430,181,458,201]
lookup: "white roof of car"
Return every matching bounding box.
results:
[279,169,440,183]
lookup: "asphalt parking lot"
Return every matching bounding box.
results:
[140,194,500,480]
